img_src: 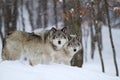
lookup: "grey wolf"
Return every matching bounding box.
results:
[2,27,69,66]
[53,34,82,65]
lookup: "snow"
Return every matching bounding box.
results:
[114,7,120,11]
[0,26,120,80]
[59,0,63,2]
[0,61,119,80]
[83,26,120,77]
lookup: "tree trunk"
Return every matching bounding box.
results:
[0,1,3,38]
[62,0,67,27]
[92,1,105,72]
[0,15,4,49]
[20,0,25,31]
[90,22,95,59]
[0,0,5,51]
[2,0,11,36]
[26,0,34,31]
[104,0,119,76]
[42,0,48,28]
[71,0,83,67]
[95,23,105,72]
[2,0,18,36]
[36,0,42,28]
[10,0,18,31]
[53,0,58,28]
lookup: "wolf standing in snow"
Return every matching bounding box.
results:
[54,34,82,65]
[2,27,69,65]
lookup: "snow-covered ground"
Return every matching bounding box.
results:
[83,26,120,76]
[0,26,120,80]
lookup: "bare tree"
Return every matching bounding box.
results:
[0,0,4,46]
[53,0,58,28]
[104,0,119,76]
[71,0,83,67]
[2,0,12,36]
[11,0,18,31]
[26,0,34,31]
[42,0,48,28]
[90,22,96,59]
[0,0,18,52]
[2,0,18,36]
[20,0,25,31]
[62,0,68,27]
[36,0,42,28]
[91,1,105,72]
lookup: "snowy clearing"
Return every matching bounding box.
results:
[0,61,119,80]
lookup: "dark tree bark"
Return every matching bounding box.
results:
[2,0,11,36]
[42,0,48,28]
[90,0,103,59]
[0,16,4,50]
[91,1,105,72]
[0,0,4,45]
[20,0,25,31]
[96,1,103,51]
[0,1,3,33]
[10,0,18,31]
[2,0,18,36]
[62,0,68,27]
[98,22,103,50]
[90,22,95,59]
[71,0,83,67]
[104,0,119,76]
[1,0,18,37]
[53,0,58,28]
[95,23,105,72]
[26,0,34,31]
[36,0,42,28]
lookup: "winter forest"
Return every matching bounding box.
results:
[0,0,120,80]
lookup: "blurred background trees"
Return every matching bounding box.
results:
[0,0,119,76]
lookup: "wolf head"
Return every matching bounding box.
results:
[48,27,69,50]
[65,34,82,56]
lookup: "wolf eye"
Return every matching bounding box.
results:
[52,36,55,39]
[67,43,70,46]
[78,43,80,46]
[63,36,66,39]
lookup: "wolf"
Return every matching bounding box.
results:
[2,31,41,60]
[53,34,82,65]
[28,27,69,65]
[2,27,69,66]
[38,27,69,51]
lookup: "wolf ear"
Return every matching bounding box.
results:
[76,34,81,42]
[49,27,56,36]
[61,27,68,34]
[68,35,72,40]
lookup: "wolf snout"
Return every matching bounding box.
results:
[58,40,61,45]
[73,49,77,52]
